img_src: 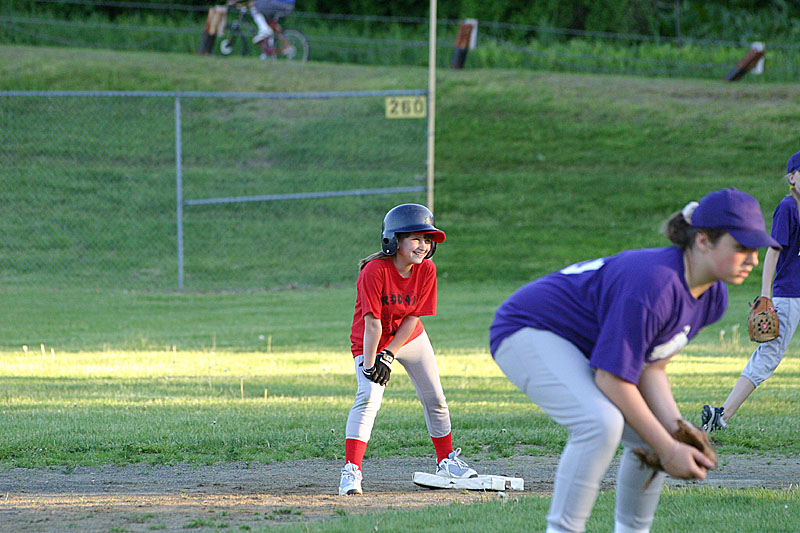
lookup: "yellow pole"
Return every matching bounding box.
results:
[426,0,437,211]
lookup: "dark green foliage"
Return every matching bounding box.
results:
[5,0,800,41]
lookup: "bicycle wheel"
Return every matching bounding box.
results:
[219,22,253,56]
[218,34,236,55]
[275,29,309,62]
[219,32,244,56]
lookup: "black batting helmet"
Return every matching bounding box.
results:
[381,204,446,258]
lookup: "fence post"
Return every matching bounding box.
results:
[451,19,476,69]
[724,44,766,82]
[175,95,185,292]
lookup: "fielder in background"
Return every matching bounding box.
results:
[702,152,800,432]
[338,204,477,496]
[489,188,779,533]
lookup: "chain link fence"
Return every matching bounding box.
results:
[1,90,428,292]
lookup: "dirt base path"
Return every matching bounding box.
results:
[1,454,798,532]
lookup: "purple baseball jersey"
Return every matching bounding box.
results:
[770,196,800,297]
[490,247,728,384]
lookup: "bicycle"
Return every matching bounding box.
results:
[218,4,309,62]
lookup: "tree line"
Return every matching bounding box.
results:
[5,0,800,43]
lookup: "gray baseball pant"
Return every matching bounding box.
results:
[494,327,666,533]
[346,330,451,442]
[742,296,800,386]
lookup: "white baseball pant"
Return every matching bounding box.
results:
[494,327,666,533]
[345,330,451,442]
[742,296,800,386]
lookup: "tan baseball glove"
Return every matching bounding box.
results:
[748,296,779,343]
[633,419,718,489]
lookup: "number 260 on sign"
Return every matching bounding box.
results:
[385,96,426,118]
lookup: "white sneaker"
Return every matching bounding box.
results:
[701,404,727,432]
[436,448,477,479]
[338,462,363,495]
[281,45,296,58]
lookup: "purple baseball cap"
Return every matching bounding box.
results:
[691,188,780,250]
[787,151,800,174]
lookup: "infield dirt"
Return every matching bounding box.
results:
[1,454,798,532]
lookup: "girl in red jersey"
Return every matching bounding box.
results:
[338,204,477,496]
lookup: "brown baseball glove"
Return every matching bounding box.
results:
[748,296,779,343]
[633,419,718,489]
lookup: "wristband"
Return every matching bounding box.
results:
[378,348,394,365]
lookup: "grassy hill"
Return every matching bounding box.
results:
[4,44,798,284]
[3,44,800,349]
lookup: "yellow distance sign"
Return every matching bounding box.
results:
[385,96,426,119]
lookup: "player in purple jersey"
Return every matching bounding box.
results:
[702,152,800,432]
[490,188,779,533]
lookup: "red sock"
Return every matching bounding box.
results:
[345,439,367,470]
[431,433,453,463]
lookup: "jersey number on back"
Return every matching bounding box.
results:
[560,258,605,275]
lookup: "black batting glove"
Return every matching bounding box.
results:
[362,349,394,386]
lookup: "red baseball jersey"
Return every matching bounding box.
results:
[350,256,437,357]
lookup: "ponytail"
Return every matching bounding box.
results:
[662,201,725,250]
[358,251,390,270]
[358,232,411,270]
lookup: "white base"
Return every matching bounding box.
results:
[412,472,524,491]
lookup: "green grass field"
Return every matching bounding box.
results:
[1,44,799,531]
[2,324,799,531]
[3,324,799,467]
[276,486,799,532]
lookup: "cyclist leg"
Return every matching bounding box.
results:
[250,0,275,42]
[270,7,295,54]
